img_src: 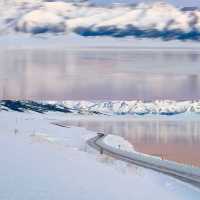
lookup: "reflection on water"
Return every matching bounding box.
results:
[0,49,200,99]
[63,117,200,167]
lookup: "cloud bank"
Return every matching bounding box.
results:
[1,0,200,41]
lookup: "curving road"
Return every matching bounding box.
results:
[87,133,200,189]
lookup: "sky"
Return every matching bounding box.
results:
[91,0,200,7]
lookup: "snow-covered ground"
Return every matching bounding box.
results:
[1,1,200,41]
[0,107,200,199]
[103,134,135,153]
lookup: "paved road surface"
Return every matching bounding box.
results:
[87,133,200,189]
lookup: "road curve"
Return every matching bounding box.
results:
[87,133,200,189]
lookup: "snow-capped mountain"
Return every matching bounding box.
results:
[0,0,200,40]
[1,100,200,115]
[61,100,200,115]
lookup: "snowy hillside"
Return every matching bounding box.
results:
[0,106,199,199]
[1,100,200,115]
[1,0,200,40]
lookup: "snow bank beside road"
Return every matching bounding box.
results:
[104,135,135,153]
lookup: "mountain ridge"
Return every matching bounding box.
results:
[1,100,200,115]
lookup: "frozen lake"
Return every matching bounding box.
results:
[62,116,200,167]
[0,48,200,100]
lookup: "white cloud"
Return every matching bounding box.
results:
[1,0,200,40]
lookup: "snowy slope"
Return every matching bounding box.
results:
[0,109,199,199]
[1,0,200,40]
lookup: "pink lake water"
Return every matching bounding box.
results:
[0,48,200,100]
[62,117,200,167]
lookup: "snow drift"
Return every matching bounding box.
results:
[1,0,200,40]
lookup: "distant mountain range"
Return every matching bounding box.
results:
[0,1,200,41]
[1,100,200,115]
